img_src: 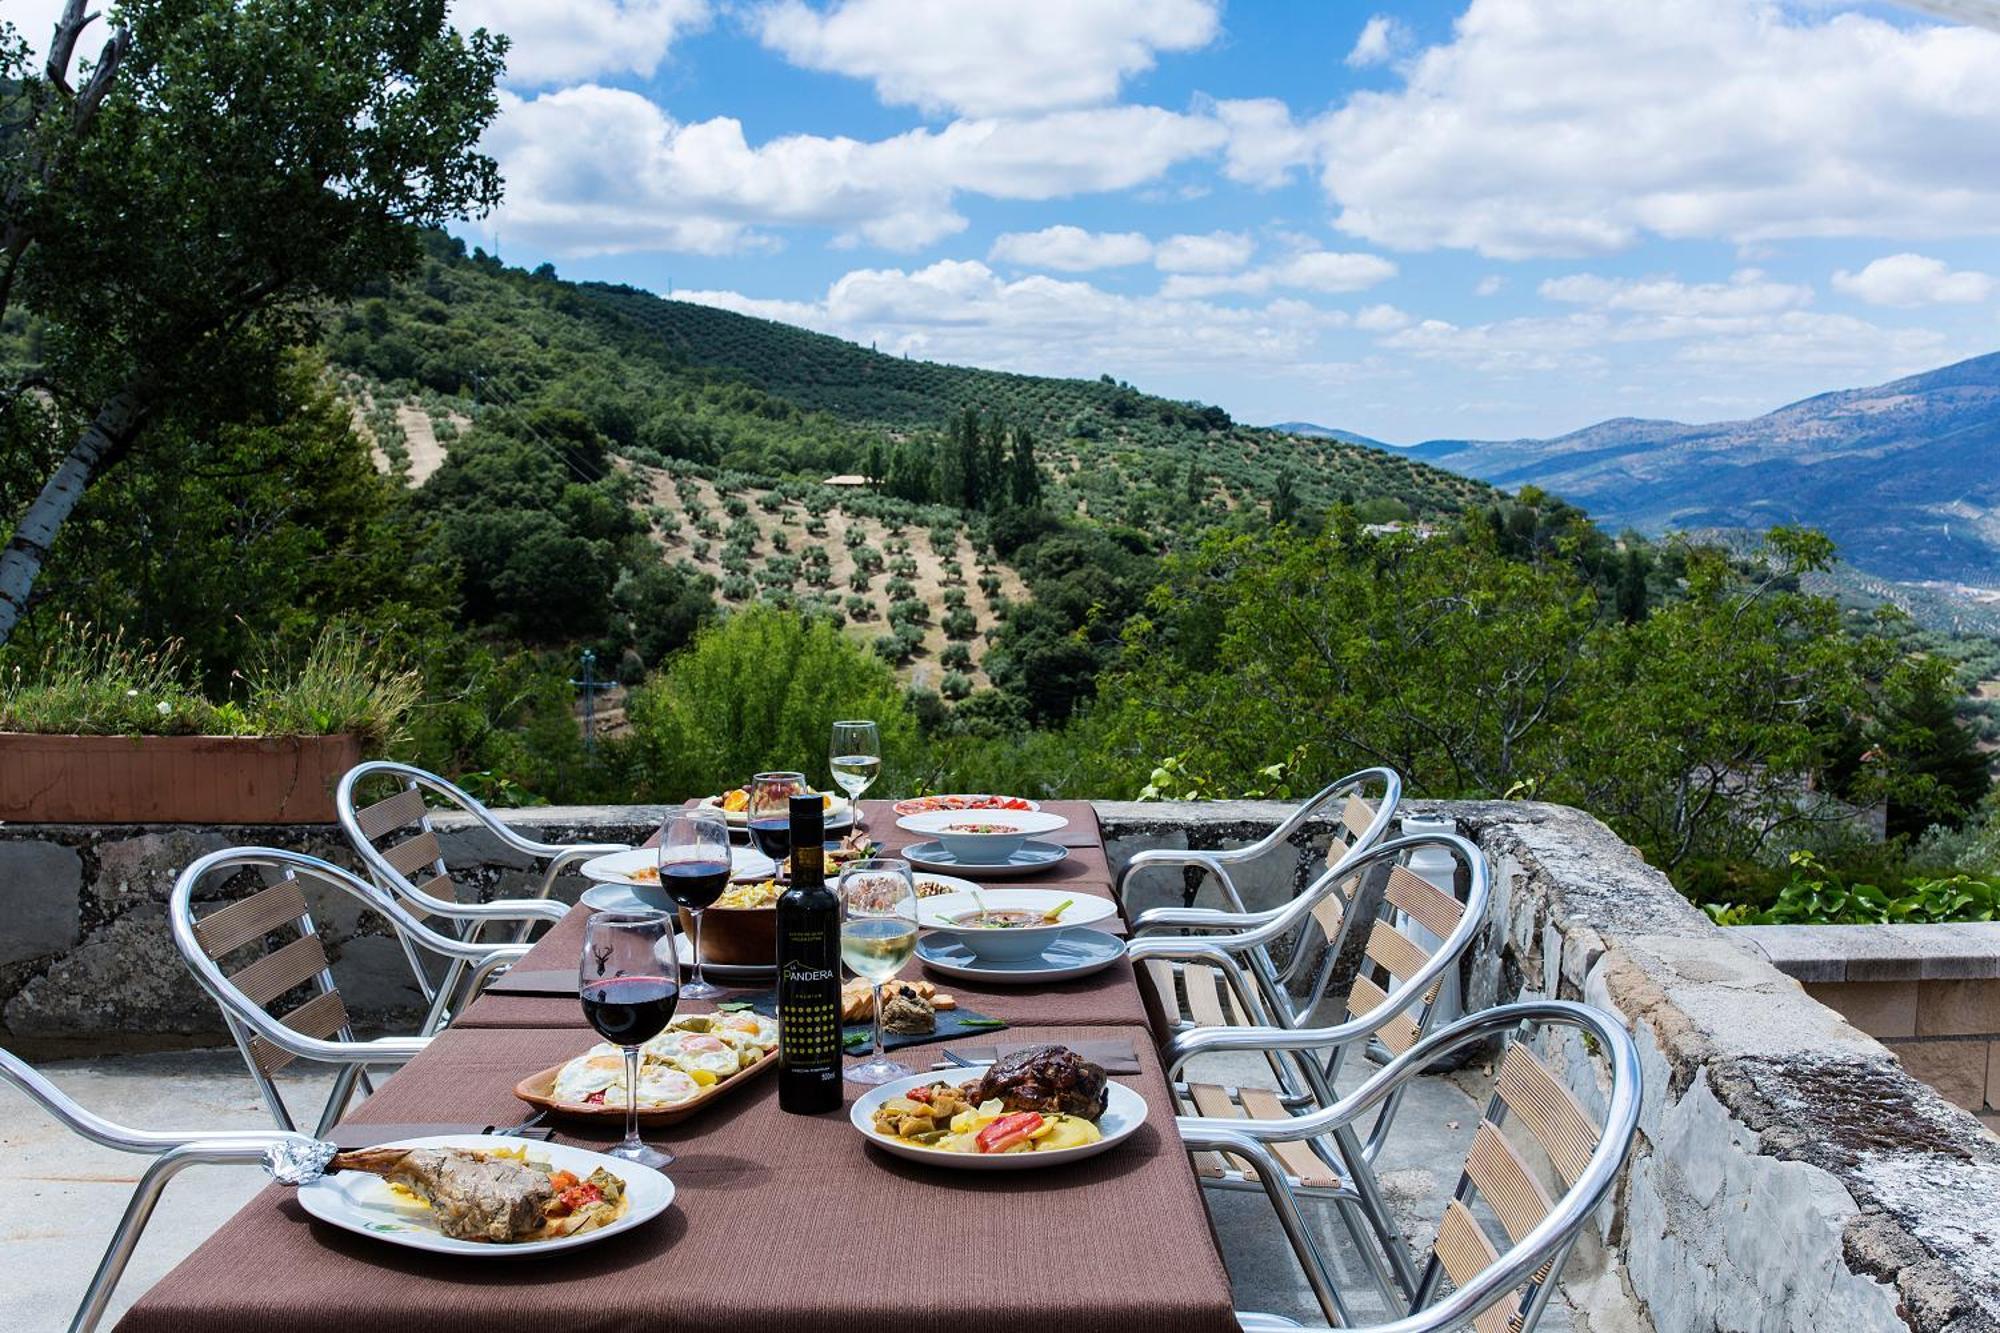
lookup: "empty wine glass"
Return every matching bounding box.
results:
[748,771,806,882]
[838,858,919,1085]
[579,909,678,1169]
[658,809,731,1001]
[829,720,882,815]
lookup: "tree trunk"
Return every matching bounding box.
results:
[0,384,150,645]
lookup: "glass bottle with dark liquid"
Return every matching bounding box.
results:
[776,793,842,1114]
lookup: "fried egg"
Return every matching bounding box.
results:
[712,1010,780,1049]
[633,1065,701,1107]
[660,1031,745,1082]
[552,1047,628,1101]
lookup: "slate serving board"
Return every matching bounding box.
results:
[714,988,1007,1053]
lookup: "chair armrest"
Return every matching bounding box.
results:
[426,897,571,927]
[1131,903,1287,935]
[1116,849,1253,912]
[535,844,630,899]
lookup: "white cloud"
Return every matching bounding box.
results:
[1831,253,1995,307]
[1346,15,1411,67]
[1154,230,1256,273]
[1538,269,1814,317]
[452,0,711,86]
[989,226,1153,271]
[481,87,1224,255]
[1162,250,1397,298]
[753,0,1220,117]
[1354,303,1414,331]
[675,259,1349,378]
[1208,97,1321,189]
[1315,0,2000,258]
[1379,307,1945,378]
[1475,275,1506,296]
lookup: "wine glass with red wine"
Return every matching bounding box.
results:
[659,809,731,1000]
[579,910,678,1169]
[748,771,806,880]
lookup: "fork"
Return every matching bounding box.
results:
[485,1110,553,1139]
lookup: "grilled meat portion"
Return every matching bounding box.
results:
[965,1044,1108,1120]
[330,1147,555,1242]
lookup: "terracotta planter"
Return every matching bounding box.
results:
[0,732,364,824]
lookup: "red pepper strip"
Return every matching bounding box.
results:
[976,1111,1044,1153]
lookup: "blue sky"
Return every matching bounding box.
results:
[433,0,2000,442]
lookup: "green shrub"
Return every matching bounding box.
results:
[624,606,919,798]
[1707,852,2000,925]
[941,671,972,701]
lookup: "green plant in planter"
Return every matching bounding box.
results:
[1706,851,2000,925]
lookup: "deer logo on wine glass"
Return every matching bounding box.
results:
[590,943,614,978]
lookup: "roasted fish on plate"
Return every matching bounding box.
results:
[330,1146,625,1243]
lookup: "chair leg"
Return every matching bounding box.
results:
[314,1063,367,1138]
[69,1149,194,1333]
[1202,1136,1354,1328]
[1338,1123,1421,1301]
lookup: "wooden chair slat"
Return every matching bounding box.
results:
[228,933,331,1008]
[1141,960,1183,1042]
[1310,892,1345,944]
[1435,1200,1521,1333]
[382,830,444,878]
[1341,792,1377,838]
[1364,919,1432,983]
[1348,975,1419,1055]
[193,880,309,959]
[1467,1120,1555,1244]
[1238,1086,1343,1188]
[247,990,350,1075]
[1386,865,1464,939]
[1496,1044,1600,1189]
[355,786,426,841]
[1183,964,1232,1029]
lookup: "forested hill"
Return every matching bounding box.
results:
[328,236,1498,528]
[1404,352,2000,586]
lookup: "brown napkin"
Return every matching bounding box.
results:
[951,1039,1140,1074]
[481,969,579,998]
[325,1121,554,1147]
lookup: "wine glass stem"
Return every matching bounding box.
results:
[871,982,886,1063]
[622,1044,643,1153]
[688,909,705,991]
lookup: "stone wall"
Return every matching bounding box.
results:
[1737,924,2000,1135]
[0,809,661,1055]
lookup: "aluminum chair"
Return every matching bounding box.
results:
[1190,999,1641,1331]
[1,1044,311,1333]
[1115,765,1401,916]
[170,846,526,1135]
[337,760,628,1033]
[1137,832,1491,1313]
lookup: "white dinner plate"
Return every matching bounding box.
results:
[891,794,1043,817]
[916,927,1127,984]
[851,1065,1147,1171]
[296,1135,674,1257]
[579,847,776,885]
[698,793,854,830]
[900,840,1070,878]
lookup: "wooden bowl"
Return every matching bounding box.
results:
[679,905,775,967]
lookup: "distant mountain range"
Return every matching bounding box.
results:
[1356,353,2000,586]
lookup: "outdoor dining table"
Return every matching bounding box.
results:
[112,799,1241,1332]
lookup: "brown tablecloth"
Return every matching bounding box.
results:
[113,1022,1236,1333]
[456,799,1142,1030]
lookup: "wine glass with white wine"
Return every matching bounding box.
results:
[829,719,881,826]
[838,857,919,1085]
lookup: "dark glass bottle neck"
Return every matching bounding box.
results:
[789,793,825,887]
